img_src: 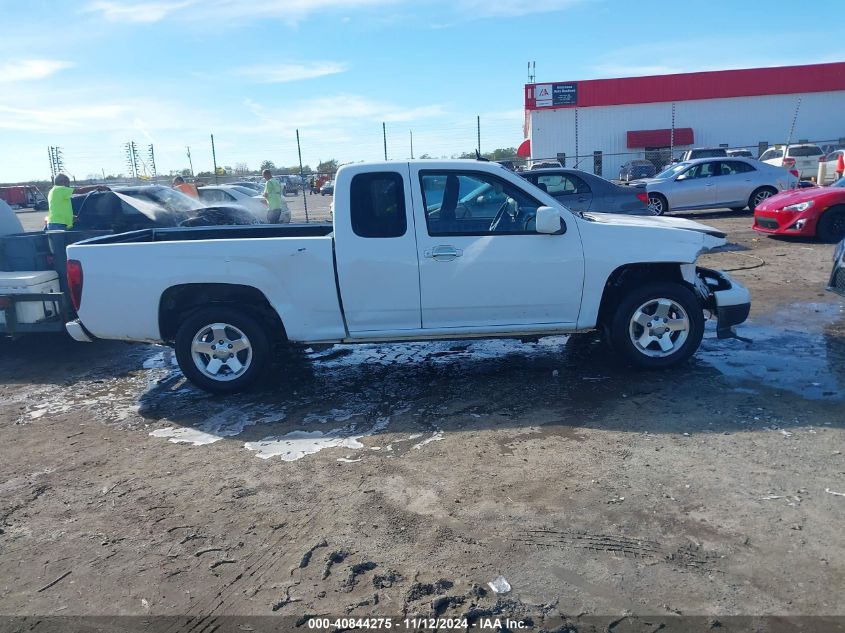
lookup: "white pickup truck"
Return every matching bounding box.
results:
[65,160,751,393]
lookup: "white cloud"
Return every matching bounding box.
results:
[236,62,349,83]
[0,104,132,131]
[83,1,196,23]
[0,59,75,82]
[215,0,398,22]
[452,0,583,17]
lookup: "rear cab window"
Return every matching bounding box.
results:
[350,172,407,238]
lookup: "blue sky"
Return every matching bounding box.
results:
[0,0,840,182]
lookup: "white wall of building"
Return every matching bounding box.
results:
[528,90,845,178]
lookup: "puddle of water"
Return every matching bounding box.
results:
[698,302,844,400]
[308,336,571,369]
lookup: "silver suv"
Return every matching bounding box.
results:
[759,144,824,179]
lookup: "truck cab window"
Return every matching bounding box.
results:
[350,172,407,238]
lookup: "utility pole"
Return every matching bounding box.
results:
[382,122,388,161]
[477,115,481,155]
[210,134,219,184]
[147,144,157,182]
[785,97,802,149]
[296,129,309,222]
[124,141,140,180]
[48,147,56,180]
[670,102,676,163]
[410,130,414,159]
[48,146,65,177]
[186,146,194,177]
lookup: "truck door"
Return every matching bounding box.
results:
[333,166,422,332]
[410,167,584,329]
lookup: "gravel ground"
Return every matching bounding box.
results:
[1,208,844,631]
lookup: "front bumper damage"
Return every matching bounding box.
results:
[686,266,752,338]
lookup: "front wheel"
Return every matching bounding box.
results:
[175,306,270,393]
[608,282,704,369]
[648,193,668,216]
[817,206,845,243]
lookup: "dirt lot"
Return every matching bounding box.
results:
[1,208,844,631]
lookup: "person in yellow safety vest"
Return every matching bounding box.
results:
[47,174,109,230]
[262,170,290,223]
[172,175,199,199]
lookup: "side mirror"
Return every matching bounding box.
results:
[536,206,564,234]
[675,173,688,181]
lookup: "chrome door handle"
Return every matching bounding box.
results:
[424,245,463,261]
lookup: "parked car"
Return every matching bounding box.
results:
[279,175,300,196]
[69,186,260,232]
[197,185,268,217]
[65,159,750,393]
[753,177,845,242]
[522,168,651,215]
[821,143,845,156]
[529,161,563,170]
[759,144,824,179]
[727,149,754,159]
[828,237,845,296]
[634,157,798,215]
[320,180,335,196]
[678,148,728,162]
[230,181,264,193]
[618,160,657,182]
[819,149,845,185]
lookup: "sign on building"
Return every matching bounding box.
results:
[535,82,578,107]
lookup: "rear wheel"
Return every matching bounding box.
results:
[175,306,270,393]
[748,186,777,212]
[648,193,668,216]
[609,282,704,369]
[817,206,845,243]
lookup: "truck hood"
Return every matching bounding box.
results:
[580,211,727,239]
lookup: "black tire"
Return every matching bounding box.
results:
[730,206,746,212]
[748,186,777,212]
[175,306,270,393]
[608,282,704,369]
[648,193,668,216]
[817,207,845,243]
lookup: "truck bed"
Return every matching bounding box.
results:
[66,224,346,343]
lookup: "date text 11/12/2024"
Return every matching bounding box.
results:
[306,617,530,629]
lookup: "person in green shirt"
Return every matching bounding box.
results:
[47,174,108,230]
[262,170,290,223]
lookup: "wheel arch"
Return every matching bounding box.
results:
[597,262,693,328]
[158,283,286,343]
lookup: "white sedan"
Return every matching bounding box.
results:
[820,149,845,185]
[634,157,798,215]
[197,185,268,217]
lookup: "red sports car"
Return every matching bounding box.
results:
[753,178,845,242]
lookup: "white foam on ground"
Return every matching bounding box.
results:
[245,430,364,461]
[412,430,444,450]
[244,415,393,461]
[148,408,287,447]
